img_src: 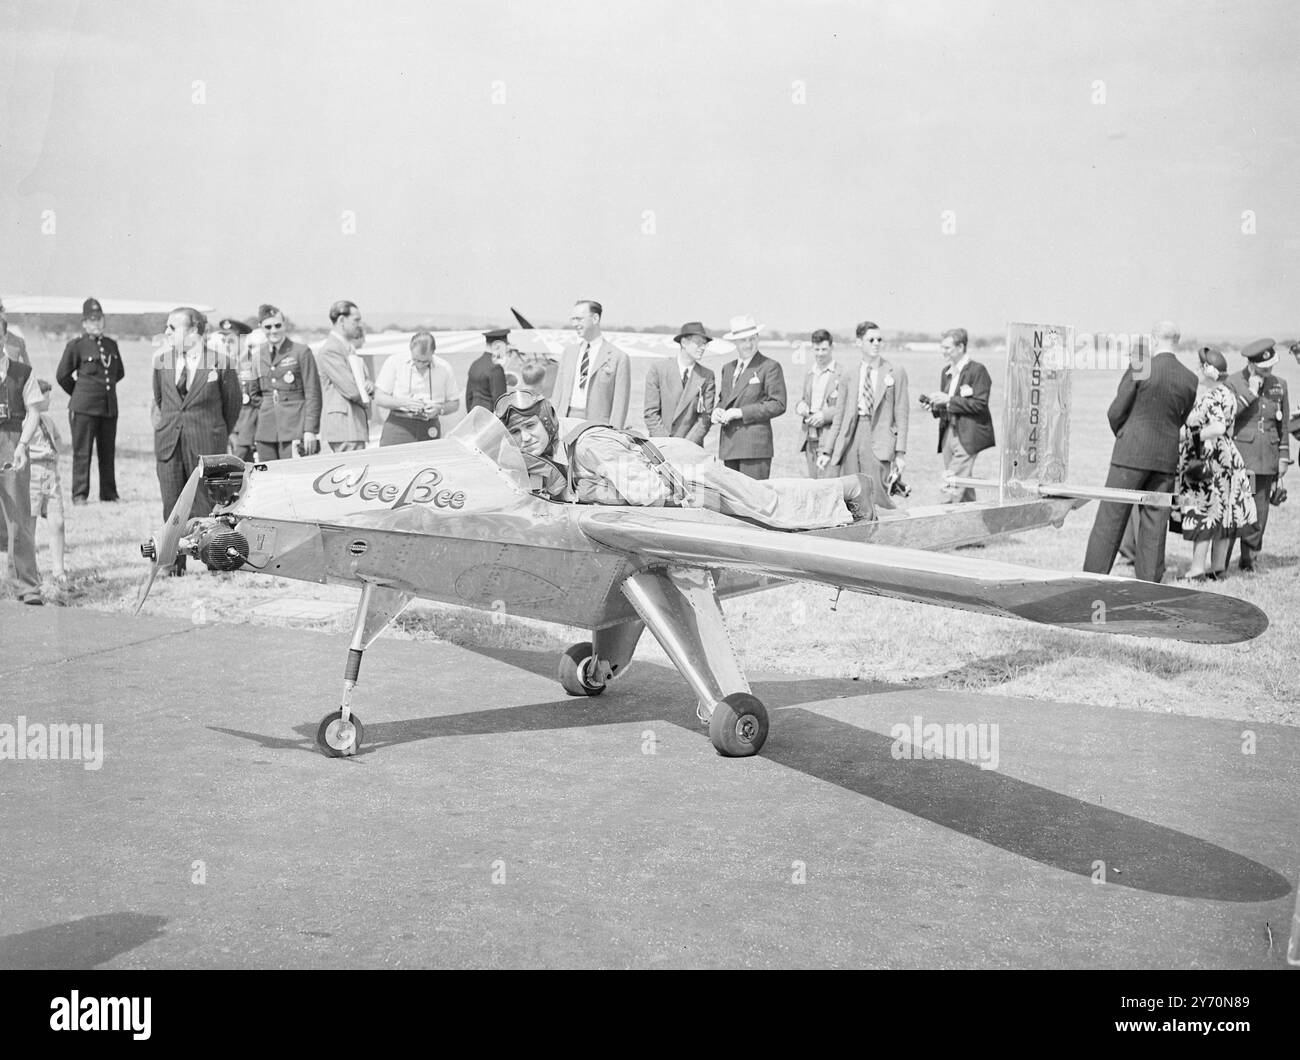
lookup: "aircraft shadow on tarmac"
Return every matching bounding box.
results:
[211,644,1291,905]
[0,913,168,970]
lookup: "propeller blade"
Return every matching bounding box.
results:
[134,466,203,613]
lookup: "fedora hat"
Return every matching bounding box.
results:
[673,321,711,344]
[722,314,763,341]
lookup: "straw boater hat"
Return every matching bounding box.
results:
[722,315,764,341]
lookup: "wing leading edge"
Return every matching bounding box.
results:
[578,511,1267,645]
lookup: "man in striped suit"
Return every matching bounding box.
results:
[151,307,241,575]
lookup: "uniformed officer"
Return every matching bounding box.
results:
[55,297,124,504]
[1226,337,1290,572]
[216,318,258,460]
[250,304,320,459]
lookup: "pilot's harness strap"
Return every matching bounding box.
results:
[564,424,692,506]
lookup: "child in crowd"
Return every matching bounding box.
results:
[28,379,68,588]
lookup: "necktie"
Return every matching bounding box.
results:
[682,367,690,389]
[178,363,190,397]
[579,343,590,388]
[860,366,873,414]
[735,361,745,386]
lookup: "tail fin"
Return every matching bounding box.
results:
[510,307,535,329]
[999,323,1074,501]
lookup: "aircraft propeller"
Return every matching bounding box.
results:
[134,466,203,614]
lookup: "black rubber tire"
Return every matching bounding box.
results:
[558,642,606,697]
[316,710,364,757]
[708,693,768,757]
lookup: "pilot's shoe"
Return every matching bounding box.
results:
[844,474,875,522]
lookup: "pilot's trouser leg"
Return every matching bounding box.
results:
[621,568,769,756]
[317,582,413,757]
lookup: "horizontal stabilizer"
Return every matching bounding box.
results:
[579,512,1266,644]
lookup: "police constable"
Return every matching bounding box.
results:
[214,318,257,460]
[465,328,509,413]
[1226,337,1290,572]
[0,313,45,603]
[55,297,124,504]
[251,303,320,459]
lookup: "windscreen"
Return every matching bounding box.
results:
[448,406,530,490]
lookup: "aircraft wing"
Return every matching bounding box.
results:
[578,511,1267,644]
[1,295,215,314]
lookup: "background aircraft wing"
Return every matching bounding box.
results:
[578,511,1267,644]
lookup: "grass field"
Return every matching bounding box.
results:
[12,331,1299,727]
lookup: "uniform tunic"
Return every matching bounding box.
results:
[56,331,124,500]
[252,340,321,447]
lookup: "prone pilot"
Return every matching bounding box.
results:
[495,391,873,530]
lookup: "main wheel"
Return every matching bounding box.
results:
[316,710,364,757]
[708,693,768,757]
[558,642,607,697]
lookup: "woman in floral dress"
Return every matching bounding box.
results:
[1176,347,1256,580]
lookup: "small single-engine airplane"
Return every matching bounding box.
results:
[134,323,1267,759]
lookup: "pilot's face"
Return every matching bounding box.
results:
[508,414,549,456]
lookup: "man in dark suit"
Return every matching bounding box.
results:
[643,321,716,446]
[923,328,995,502]
[55,297,124,505]
[151,308,241,575]
[550,300,631,427]
[1083,322,1198,583]
[712,314,786,480]
[1226,338,1290,571]
[251,303,321,459]
[466,329,509,413]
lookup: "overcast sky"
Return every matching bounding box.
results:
[2,0,1296,336]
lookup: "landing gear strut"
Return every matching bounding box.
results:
[315,582,412,758]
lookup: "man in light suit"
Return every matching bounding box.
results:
[643,321,716,446]
[797,330,844,478]
[151,307,241,575]
[550,299,631,427]
[1082,322,1197,583]
[316,299,372,453]
[712,314,786,480]
[820,321,909,508]
[922,327,995,503]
